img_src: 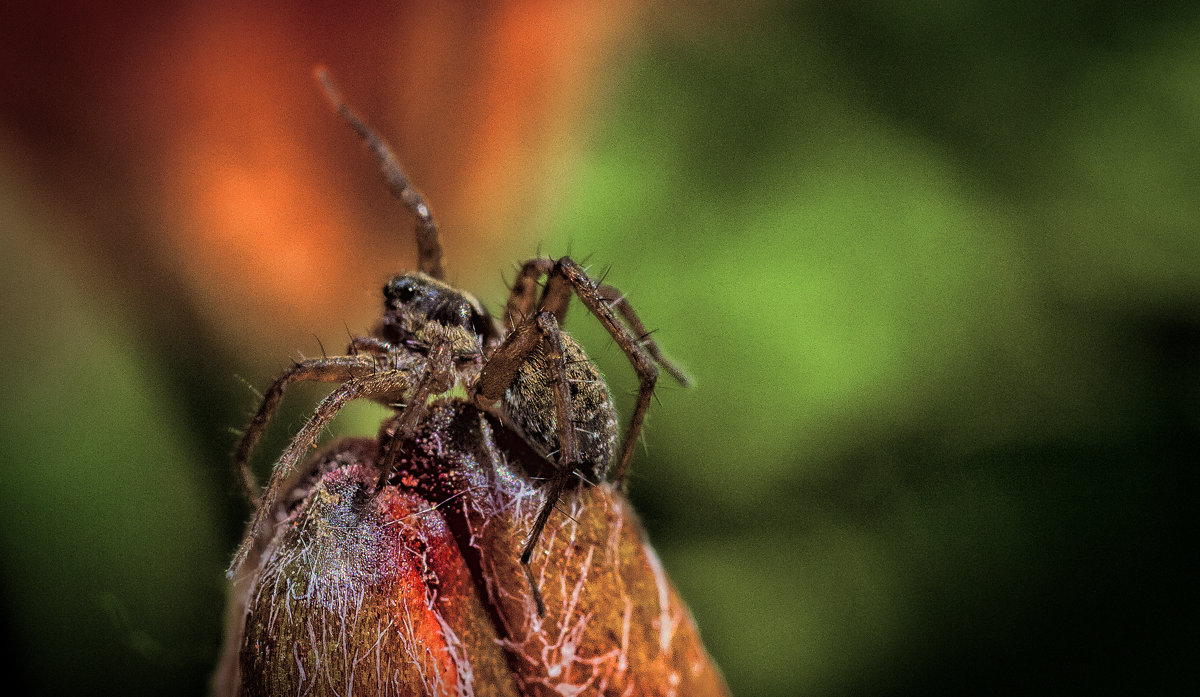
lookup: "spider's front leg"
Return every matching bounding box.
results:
[234,353,382,505]
[316,67,445,280]
[228,364,426,578]
[376,342,456,489]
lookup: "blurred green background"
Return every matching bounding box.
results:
[2,1,1197,695]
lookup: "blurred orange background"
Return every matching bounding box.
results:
[2,0,638,355]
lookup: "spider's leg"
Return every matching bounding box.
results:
[348,335,394,355]
[235,353,379,505]
[503,257,555,331]
[228,367,418,578]
[474,311,580,616]
[520,464,573,618]
[537,258,668,485]
[315,67,444,280]
[594,283,691,387]
[377,342,456,489]
[472,315,543,406]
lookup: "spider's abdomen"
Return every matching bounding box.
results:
[502,334,618,483]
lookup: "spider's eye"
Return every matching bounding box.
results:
[386,279,418,304]
[469,308,494,340]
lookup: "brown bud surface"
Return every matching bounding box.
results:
[218,400,728,697]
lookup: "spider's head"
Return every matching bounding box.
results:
[378,273,497,353]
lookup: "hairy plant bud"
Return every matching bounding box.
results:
[216,400,728,697]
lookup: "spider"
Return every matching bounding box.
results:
[227,68,690,615]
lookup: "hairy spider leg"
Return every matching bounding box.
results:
[347,335,396,355]
[315,66,445,280]
[376,342,457,490]
[473,311,580,615]
[506,256,690,485]
[228,367,422,578]
[593,283,692,387]
[502,258,556,330]
[234,354,381,505]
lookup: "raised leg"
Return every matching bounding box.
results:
[315,67,445,280]
[228,367,419,578]
[234,354,380,505]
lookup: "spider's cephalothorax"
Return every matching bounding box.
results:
[377,272,619,486]
[378,272,497,356]
[227,68,689,615]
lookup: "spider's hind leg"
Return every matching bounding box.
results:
[537,257,690,485]
[520,464,574,618]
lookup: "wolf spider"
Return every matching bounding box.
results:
[227,69,689,614]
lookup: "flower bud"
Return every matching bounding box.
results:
[218,400,728,696]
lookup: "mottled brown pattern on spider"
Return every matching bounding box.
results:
[226,69,690,618]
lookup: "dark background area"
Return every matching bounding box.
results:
[1,1,1197,695]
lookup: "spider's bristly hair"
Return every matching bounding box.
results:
[572,468,599,487]
[235,374,265,401]
[553,504,581,525]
